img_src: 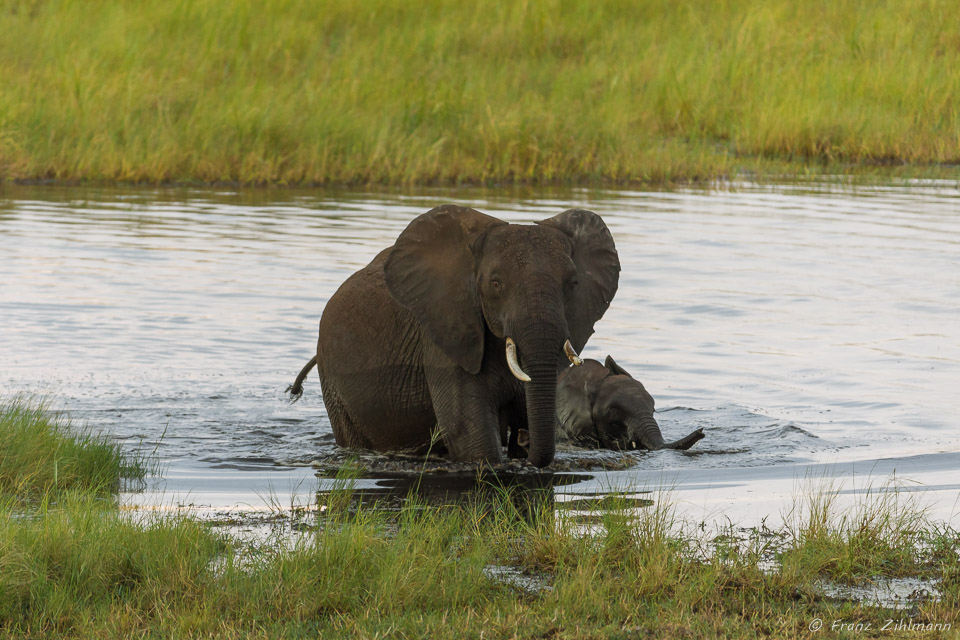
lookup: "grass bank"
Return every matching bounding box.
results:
[3,479,959,638]
[0,397,143,502]
[2,0,959,187]
[3,399,959,638]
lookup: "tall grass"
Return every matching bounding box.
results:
[2,0,959,186]
[2,396,957,636]
[0,397,143,500]
[2,478,958,637]
[781,476,931,583]
[0,493,225,636]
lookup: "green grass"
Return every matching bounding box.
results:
[780,476,933,584]
[3,479,959,638]
[3,398,959,637]
[2,0,959,186]
[0,397,144,501]
[0,493,225,637]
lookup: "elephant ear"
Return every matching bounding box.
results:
[556,364,603,443]
[537,209,620,353]
[604,355,634,379]
[384,204,506,374]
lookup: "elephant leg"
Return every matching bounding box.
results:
[425,366,502,464]
[500,401,529,459]
[320,381,374,450]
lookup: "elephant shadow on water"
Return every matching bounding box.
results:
[289,204,704,469]
[313,470,662,541]
[315,470,595,524]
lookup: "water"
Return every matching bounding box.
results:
[2,182,958,526]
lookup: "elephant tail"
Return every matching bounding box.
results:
[286,356,317,402]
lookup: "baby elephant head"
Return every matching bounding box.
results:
[557,356,704,451]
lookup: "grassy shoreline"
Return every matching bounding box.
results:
[0,398,144,502]
[2,0,960,187]
[3,399,960,638]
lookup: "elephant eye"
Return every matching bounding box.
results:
[490,278,502,290]
[607,408,621,422]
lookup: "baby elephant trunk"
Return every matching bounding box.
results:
[631,416,667,451]
[630,417,705,451]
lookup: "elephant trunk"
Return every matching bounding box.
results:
[524,363,558,468]
[513,327,563,468]
[631,416,666,451]
[630,417,705,451]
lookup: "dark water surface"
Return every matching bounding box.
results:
[2,183,958,523]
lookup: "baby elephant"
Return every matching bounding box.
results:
[555,356,705,451]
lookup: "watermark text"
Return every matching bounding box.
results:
[808,618,952,633]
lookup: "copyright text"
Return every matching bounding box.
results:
[808,618,951,633]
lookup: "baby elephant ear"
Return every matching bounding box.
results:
[537,209,620,353]
[604,355,634,379]
[384,205,506,374]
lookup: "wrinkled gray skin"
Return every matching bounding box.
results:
[554,356,705,451]
[288,205,620,468]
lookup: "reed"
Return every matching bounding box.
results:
[2,0,959,186]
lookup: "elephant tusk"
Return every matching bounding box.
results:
[505,337,531,382]
[564,340,583,366]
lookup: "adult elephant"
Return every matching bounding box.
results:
[288,204,620,468]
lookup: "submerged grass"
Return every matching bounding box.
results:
[2,0,960,186]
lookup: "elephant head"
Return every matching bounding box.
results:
[383,205,620,467]
[557,356,705,451]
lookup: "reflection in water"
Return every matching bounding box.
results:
[814,577,941,610]
[316,470,594,523]
[311,468,666,544]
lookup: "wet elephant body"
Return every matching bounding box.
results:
[556,357,705,451]
[290,205,620,468]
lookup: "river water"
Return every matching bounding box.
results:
[2,183,958,527]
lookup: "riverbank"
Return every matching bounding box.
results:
[0,397,144,501]
[2,400,959,638]
[2,0,959,187]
